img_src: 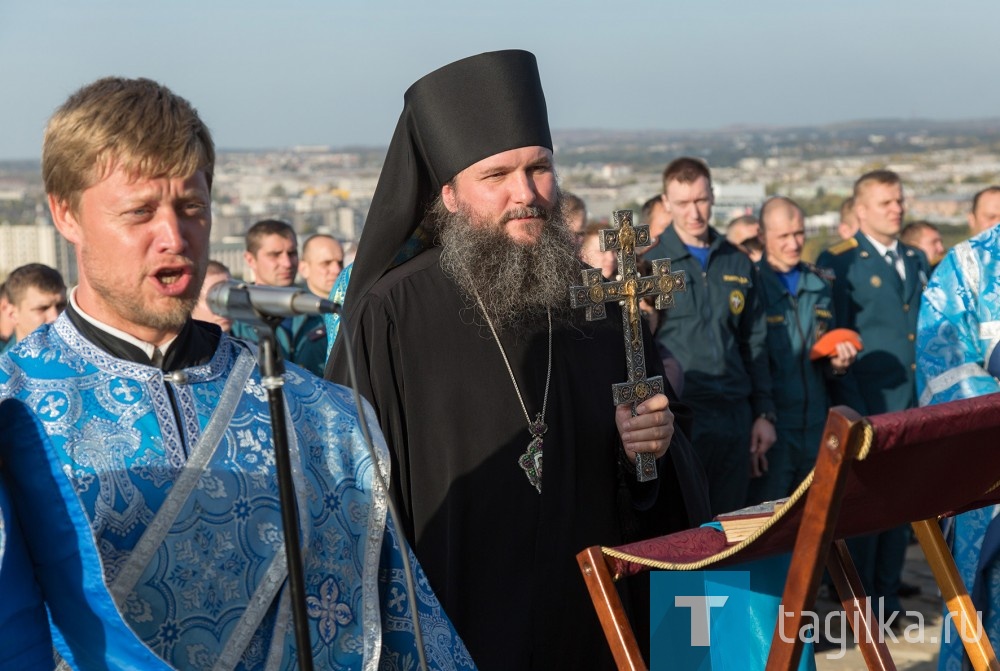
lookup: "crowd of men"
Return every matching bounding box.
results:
[1,49,1000,671]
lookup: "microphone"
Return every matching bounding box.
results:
[207,280,339,322]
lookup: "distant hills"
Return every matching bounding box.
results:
[554,117,1000,144]
[4,117,1000,173]
[551,117,1000,169]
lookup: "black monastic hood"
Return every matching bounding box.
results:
[340,49,553,316]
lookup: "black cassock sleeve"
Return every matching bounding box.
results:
[626,322,711,539]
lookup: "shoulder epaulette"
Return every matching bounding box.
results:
[826,237,858,256]
[804,262,836,283]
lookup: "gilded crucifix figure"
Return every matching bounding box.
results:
[569,209,686,481]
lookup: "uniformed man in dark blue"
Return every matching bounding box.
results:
[230,219,328,376]
[816,169,929,621]
[646,157,776,515]
[748,196,857,505]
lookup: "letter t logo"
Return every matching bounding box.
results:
[675,595,729,646]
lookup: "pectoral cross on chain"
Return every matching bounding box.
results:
[568,209,687,482]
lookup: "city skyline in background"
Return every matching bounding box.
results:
[2,1,999,160]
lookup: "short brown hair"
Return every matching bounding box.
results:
[759,197,803,230]
[662,157,712,193]
[302,234,341,258]
[900,220,939,247]
[640,195,662,221]
[5,264,66,306]
[854,170,901,199]
[245,219,297,255]
[206,259,231,275]
[972,186,1000,213]
[726,214,760,233]
[839,196,855,221]
[562,192,587,221]
[43,77,214,213]
[583,220,608,239]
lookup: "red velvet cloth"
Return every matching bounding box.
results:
[607,393,1000,578]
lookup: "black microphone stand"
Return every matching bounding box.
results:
[253,319,314,671]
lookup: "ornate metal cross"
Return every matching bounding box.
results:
[568,209,687,482]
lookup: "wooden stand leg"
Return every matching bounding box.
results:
[577,547,647,671]
[766,408,862,671]
[826,539,896,671]
[912,518,1000,671]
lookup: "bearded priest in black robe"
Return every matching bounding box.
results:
[326,50,710,670]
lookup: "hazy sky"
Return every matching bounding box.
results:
[1,0,996,160]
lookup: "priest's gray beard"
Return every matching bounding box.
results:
[436,194,582,333]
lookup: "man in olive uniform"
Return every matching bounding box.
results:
[748,197,856,504]
[816,169,929,621]
[645,157,776,515]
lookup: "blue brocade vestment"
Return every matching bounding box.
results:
[0,315,474,671]
[916,225,1000,671]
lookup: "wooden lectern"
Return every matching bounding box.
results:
[578,395,1000,671]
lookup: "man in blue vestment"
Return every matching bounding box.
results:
[917,223,1000,671]
[0,76,473,671]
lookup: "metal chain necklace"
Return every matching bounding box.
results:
[472,290,552,493]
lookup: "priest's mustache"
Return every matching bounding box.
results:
[500,205,549,224]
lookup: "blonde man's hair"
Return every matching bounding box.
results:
[42,77,214,212]
[853,169,900,200]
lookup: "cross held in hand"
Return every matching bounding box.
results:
[568,210,687,481]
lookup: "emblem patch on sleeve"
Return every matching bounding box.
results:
[729,290,745,315]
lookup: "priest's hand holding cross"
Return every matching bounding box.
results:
[616,393,674,469]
